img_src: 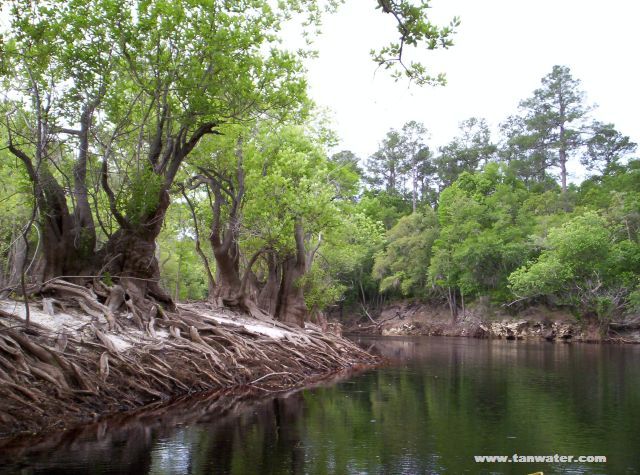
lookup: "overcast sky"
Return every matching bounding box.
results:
[303,0,640,167]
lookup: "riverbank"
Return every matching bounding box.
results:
[345,301,640,343]
[0,298,376,438]
[0,367,370,469]
[3,336,639,473]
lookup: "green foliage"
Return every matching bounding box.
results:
[583,121,637,173]
[364,121,436,209]
[158,202,210,301]
[242,127,384,310]
[180,122,384,310]
[544,213,610,274]
[429,164,534,300]
[578,159,640,213]
[359,68,638,321]
[435,117,497,189]
[329,150,362,200]
[372,1,460,85]
[373,209,438,297]
[241,126,333,256]
[123,169,164,225]
[1,1,637,327]
[509,211,639,320]
[499,65,593,195]
[358,190,413,230]
[297,210,384,313]
[365,129,405,193]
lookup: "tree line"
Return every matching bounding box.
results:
[0,1,636,329]
[154,64,638,327]
[361,65,638,326]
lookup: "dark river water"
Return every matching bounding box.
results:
[1,337,640,474]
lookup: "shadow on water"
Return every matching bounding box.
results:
[1,337,640,474]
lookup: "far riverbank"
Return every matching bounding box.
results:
[343,301,640,344]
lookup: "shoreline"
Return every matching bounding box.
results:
[343,301,640,344]
[0,299,377,439]
[0,364,375,469]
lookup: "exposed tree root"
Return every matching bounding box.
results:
[0,284,376,437]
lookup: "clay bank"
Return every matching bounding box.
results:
[346,301,640,344]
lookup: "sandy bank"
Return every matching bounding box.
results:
[0,299,376,438]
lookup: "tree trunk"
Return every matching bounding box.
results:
[412,166,418,212]
[100,231,171,308]
[94,120,220,310]
[558,93,568,198]
[275,221,307,327]
[447,286,458,323]
[5,234,27,291]
[559,146,567,194]
[242,268,261,304]
[8,141,98,283]
[276,257,306,327]
[71,102,98,259]
[207,180,244,306]
[38,169,96,281]
[258,254,281,317]
[99,190,173,311]
[212,242,242,304]
[181,186,216,296]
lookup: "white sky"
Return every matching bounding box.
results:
[303,0,640,163]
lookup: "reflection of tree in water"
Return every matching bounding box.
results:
[2,339,640,474]
[0,389,305,474]
[319,337,640,474]
[0,379,324,474]
[189,392,306,474]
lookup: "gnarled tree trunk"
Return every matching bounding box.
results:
[99,188,173,312]
[39,170,96,281]
[92,120,220,310]
[275,221,307,327]
[212,241,242,304]
[199,136,257,311]
[258,253,281,317]
[8,94,100,285]
[8,150,97,283]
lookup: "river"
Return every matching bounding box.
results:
[1,337,639,474]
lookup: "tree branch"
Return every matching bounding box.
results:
[100,157,129,229]
[240,248,264,296]
[165,122,221,187]
[180,184,216,293]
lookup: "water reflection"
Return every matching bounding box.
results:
[0,372,360,475]
[1,337,639,474]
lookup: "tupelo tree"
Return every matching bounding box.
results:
[2,0,310,310]
[1,0,458,320]
[180,124,379,327]
[183,125,347,326]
